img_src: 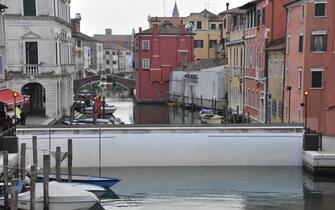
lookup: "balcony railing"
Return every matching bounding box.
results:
[25,65,39,75]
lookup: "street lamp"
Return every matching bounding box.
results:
[287,86,292,123]
[13,91,18,126]
[304,90,310,128]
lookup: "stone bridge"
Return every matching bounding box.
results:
[74,74,135,93]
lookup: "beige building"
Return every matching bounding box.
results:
[224,8,246,112]
[266,40,285,123]
[183,9,223,60]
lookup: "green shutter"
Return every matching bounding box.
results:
[24,0,36,16]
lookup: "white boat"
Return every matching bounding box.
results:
[85,106,117,115]
[199,110,223,124]
[65,183,107,198]
[0,181,98,210]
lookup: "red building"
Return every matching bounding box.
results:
[242,0,287,122]
[135,22,194,102]
[284,0,335,135]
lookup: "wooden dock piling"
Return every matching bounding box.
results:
[32,136,37,166]
[56,147,61,182]
[20,143,26,187]
[30,165,37,210]
[10,179,18,210]
[3,151,9,210]
[43,154,50,210]
[68,139,73,183]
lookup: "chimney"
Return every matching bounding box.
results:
[226,2,230,11]
[105,28,112,35]
[71,13,81,33]
[139,27,142,33]
[75,13,81,20]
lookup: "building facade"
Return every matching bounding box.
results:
[224,8,246,113]
[0,3,7,89]
[135,22,194,102]
[183,9,222,60]
[3,0,74,118]
[266,40,285,123]
[284,0,335,135]
[243,0,287,122]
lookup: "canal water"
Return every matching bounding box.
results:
[74,166,335,210]
[103,85,201,125]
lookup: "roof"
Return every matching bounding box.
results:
[284,0,301,8]
[93,34,132,49]
[266,39,286,51]
[219,7,247,16]
[150,17,184,26]
[239,0,257,9]
[140,22,193,35]
[0,89,27,106]
[102,42,128,51]
[189,9,221,21]
[175,58,228,71]
[72,32,100,42]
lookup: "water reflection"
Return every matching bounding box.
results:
[74,167,335,210]
[103,85,201,125]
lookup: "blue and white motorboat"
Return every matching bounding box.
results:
[37,174,121,190]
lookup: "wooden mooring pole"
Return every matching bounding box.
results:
[56,147,61,182]
[43,154,50,210]
[20,143,26,187]
[32,136,37,166]
[10,179,18,210]
[3,151,9,210]
[30,165,37,210]
[68,139,73,183]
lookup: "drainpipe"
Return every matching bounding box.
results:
[264,50,269,123]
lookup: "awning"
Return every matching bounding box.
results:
[0,89,28,106]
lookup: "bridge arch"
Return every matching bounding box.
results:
[73,75,135,93]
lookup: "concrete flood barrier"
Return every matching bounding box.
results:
[16,125,304,168]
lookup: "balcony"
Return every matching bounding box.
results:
[232,67,243,77]
[25,65,39,75]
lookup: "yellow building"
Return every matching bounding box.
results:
[266,41,285,123]
[183,9,223,60]
[224,8,246,112]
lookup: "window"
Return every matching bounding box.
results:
[26,42,38,64]
[272,99,277,116]
[77,40,81,47]
[113,60,117,65]
[311,68,323,88]
[210,24,216,30]
[190,21,194,27]
[142,59,150,70]
[219,24,223,31]
[224,19,227,29]
[301,5,305,19]
[298,68,303,88]
[194,40,204,48]
[23,0,36,16]
[105,51,110,55]
[256,9,261,26]
[196,21,202,30]
[261,7,266,25]
[298,34,304,52]
[315,3,326,17]
[142,40,150,51]
[286,35,290,54]
[106,59,110,65]
[112,51,116,55]
[311,33,327,52]
[210,40,217,48]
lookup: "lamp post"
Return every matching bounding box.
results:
[304,90,309,128]
[287,86,292,123]
[13,91,18,130]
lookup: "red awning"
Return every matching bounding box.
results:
[0,89,28,106]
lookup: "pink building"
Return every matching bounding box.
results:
[135,22,194,102]
[284,0,335,135]
[242,0,287,122]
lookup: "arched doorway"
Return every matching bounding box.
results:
[21,83,46,116]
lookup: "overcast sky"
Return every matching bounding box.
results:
[70,0,250,36]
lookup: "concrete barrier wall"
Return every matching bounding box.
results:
[16,125,304,168]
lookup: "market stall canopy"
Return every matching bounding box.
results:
[0,89,28,106]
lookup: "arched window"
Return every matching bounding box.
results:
[106,59,110,65]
